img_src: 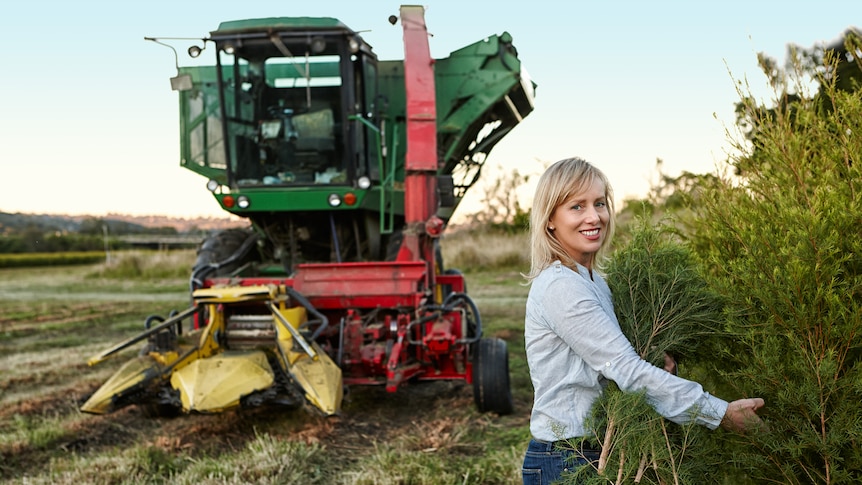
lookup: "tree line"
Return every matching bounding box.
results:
[0,215,190,254]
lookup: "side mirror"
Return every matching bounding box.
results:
[170,74,193,91]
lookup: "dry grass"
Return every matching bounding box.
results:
[93,250,196,280]
[441,228,529,272]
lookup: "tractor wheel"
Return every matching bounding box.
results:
[141,402,181,419]
[472,337,514,415]
[190,229,258,327]
[442,268,467,298]
[193,228,256,277]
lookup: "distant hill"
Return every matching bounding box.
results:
[96,213,248,233]
[0,211,247,235]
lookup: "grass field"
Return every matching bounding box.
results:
[0,246,533,484]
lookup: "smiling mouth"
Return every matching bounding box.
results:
[581,228,600,236]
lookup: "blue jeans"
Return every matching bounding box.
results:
[521,438,600,485]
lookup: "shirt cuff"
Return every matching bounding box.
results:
[697,394,729,430]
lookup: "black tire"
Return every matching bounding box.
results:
[193,228,256,277]
[442,268,467,298]
[472,337,514,415]
[383,229,403,261]
[141,402,181,419]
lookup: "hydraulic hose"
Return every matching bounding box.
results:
[443,292,483,344]
[189,231,260,292]
[284,285,329,341]
[407,292,483,346]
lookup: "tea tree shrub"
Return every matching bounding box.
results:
[563,218,726,484]
[692,50,862,484]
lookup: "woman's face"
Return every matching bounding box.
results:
[548,178,609,269]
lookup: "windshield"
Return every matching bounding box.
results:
[219,42,346,187]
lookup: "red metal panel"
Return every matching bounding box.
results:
[435,273,466,293]
[292,261,427,298]
[400,4,438,234]
[205,262,429,310]
[400,5,437,174]
[301,295,423,310]
[396,5,438,288]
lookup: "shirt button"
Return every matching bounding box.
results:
[605,362,611,367]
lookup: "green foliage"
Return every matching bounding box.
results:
[560,218,727,484]
[605,217,725,366]
[0,232,117,254]
[737,29,862,148]
[692,44,862,484]
[0,213,200,255]
[572,384,720,485]
[0,251,106,268]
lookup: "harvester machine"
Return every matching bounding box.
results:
[82,5,535,417]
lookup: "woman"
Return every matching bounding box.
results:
[521,158,764,485]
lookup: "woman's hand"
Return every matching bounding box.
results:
[721,398,765,433]
[663,352,677,375]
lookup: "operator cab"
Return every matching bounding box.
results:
[207,18,378,189]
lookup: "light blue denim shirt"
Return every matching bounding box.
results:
[525,261,728,441]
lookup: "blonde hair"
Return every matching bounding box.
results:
[526,157,615,280]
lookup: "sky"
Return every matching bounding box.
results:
[0,1,856,222]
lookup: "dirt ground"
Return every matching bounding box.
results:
[1,370,529,480]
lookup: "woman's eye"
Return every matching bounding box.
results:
[571,204,582,211]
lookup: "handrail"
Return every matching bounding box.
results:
[351,114,395,235]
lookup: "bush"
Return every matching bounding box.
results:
[691,51,862,483]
